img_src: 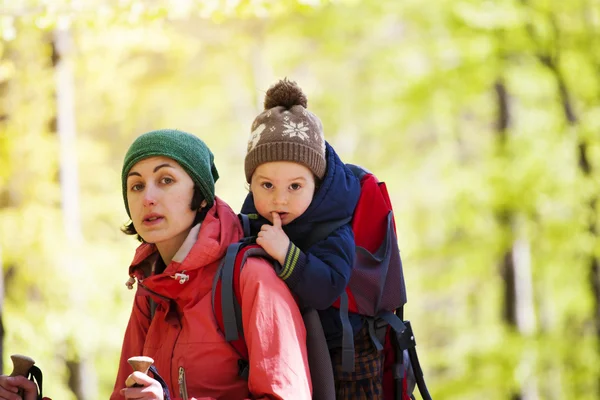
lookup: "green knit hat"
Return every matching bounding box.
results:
[121,129,219,217]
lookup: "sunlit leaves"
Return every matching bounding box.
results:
[1,0,600,398]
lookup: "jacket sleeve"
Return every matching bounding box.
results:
[239,256,312,400]
[276,223,355,310]
[110,287,151,400]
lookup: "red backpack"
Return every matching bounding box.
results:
[213,164,432,400]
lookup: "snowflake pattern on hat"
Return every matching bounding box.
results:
[248,123,266,151]
[305,112,325,152]
[282,120,310,140]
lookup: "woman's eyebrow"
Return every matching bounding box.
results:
[127,163,174,178]
[153,163,173,172]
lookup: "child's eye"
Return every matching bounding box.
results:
[261,182,273,190]
[290,183,302,191]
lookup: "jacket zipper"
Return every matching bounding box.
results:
[137,281,172,303]
[178,366,188,400]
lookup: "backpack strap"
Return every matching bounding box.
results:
[345,163,371,182]
[302,308,336,400]
[304,216,352,250]
[339,292,356,373]
[213,242,270,377]
[366,317,386,353]
[239,213,252,238]
[218,242,268,342]
[220,242,247,341]
[148,365,171,400]
[26,365,43,400]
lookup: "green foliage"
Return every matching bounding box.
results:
[1,0,599,398]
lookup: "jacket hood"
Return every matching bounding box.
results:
[128,196,243,300]
[241,141,360,246]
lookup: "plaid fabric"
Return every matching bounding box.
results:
[331,323,384,400]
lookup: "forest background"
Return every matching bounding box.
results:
[0,0,599,399]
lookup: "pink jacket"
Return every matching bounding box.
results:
[111,197,311,400]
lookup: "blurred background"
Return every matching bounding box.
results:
[0,0,599,398]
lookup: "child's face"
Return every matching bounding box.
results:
[126,156,197,256]
[250,161,316,226]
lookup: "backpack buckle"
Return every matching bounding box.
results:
[395,320,416,351]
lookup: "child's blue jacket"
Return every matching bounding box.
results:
[241,142,363,344]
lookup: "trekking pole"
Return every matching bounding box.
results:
[9,354,36,398]
[126,356,154,387]
[126,356,171,400]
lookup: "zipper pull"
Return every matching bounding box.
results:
[178,366,188,400]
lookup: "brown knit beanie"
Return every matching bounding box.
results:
[244,78,326,183]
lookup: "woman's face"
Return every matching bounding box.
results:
[126,156,197,260]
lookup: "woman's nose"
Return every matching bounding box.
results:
[143,186,157,207]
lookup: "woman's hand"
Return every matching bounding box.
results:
[120,372,164,400]
[0,375,39,400]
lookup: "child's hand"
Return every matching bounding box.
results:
[256,212,290,265]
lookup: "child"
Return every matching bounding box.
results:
[241,79,384,399]
[112,129,311,400]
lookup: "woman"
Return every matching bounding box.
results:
[111,129,311,400]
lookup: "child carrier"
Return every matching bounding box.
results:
[213,164,432,400]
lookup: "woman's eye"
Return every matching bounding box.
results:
[290,183,301,191]
[161,177,174,184]
[131,183,144,191]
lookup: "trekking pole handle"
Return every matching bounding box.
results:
[10,354,36,398]
[126,356,155,387]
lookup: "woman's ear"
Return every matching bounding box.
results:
[200,200,207,209]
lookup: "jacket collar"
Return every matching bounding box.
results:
[128,196,243,279]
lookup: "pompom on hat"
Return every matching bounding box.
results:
[121,129,219,217]
[244,78,326,183]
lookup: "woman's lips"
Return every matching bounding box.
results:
[143,215,164,226]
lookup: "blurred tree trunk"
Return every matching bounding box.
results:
[53,25,97,400]
[0,245,4,374]
[0,45,10,373]
[494,78,538,400]
[546,40,600,396]
[0,67,6,374]
[522,5,600,393]
[221,24,269,159]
